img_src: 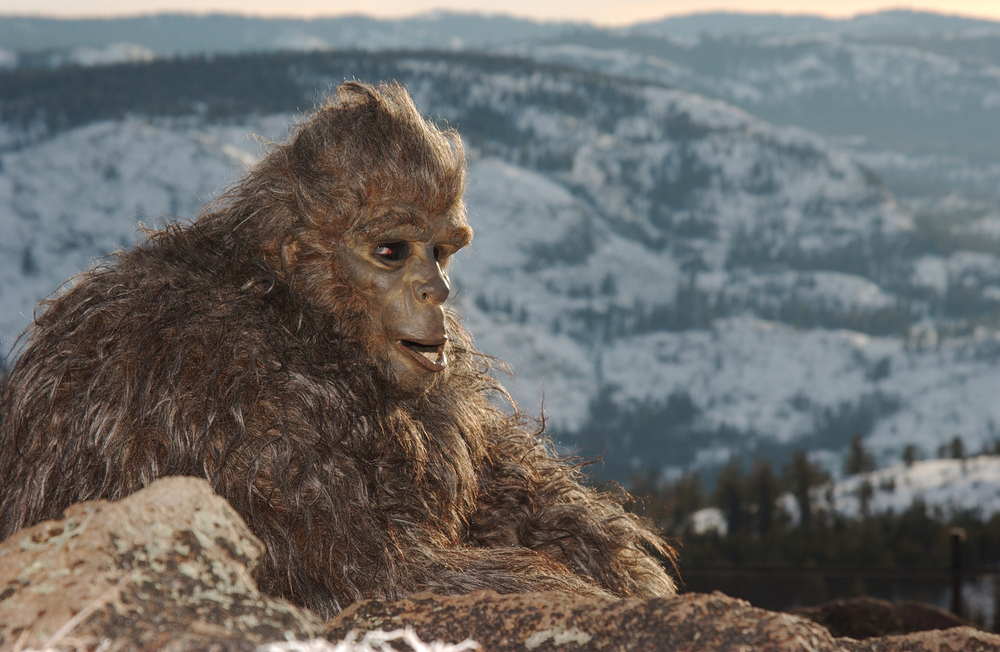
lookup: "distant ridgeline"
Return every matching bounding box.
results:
[0,51,444,138]
[0,13,577,59]
[1,49,999,488]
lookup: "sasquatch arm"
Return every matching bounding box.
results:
[465,426,677,598]
[404,545,612,598]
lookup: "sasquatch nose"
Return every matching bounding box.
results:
[415,264,450,305]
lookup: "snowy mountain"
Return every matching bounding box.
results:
[1,51,998,486]
[520,23,1000,210]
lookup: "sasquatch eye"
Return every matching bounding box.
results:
[375,242,408,261]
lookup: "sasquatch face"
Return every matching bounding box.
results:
[336,206,473,394]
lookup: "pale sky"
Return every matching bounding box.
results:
[3,0,1000,27]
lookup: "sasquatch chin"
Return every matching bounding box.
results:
[379,345,446,398]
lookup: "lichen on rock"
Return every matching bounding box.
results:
[0,476,322,651]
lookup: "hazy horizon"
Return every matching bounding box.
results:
[2,2,999,28]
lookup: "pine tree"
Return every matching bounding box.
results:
[950,435,965,460]
[845,435,875,476]
[747,459,781,537]
[784,450,829,526]
[714,461,746,535]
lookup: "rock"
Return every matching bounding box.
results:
[791,596,973,639]
[326,590,1000,652]
[3,480,999,651]
[838,627,1000,652]
[328,590,842,651]
[0,476,323,651]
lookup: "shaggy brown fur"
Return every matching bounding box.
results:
[0,81,676,618]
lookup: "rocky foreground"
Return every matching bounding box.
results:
[0,477,996,652]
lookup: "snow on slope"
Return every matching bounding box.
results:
[824,456,1000,519]
[495,79,913,262]
[453,157,685,425]
[691,456,1000,534]
[54,43,157,67]
[0,115,294,355]
[601,320,1000,466]
[450,153,1000,469]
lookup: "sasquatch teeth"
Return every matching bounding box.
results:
[419,347,447,367]
[400,340,447,368]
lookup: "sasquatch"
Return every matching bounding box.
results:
[0,81,676,617]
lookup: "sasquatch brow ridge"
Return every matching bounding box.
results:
[353,209,473,253]
[356,209,429,239]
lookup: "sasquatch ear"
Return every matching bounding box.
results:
[280,237,301,274]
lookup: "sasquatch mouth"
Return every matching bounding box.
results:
[397,338,448,372]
